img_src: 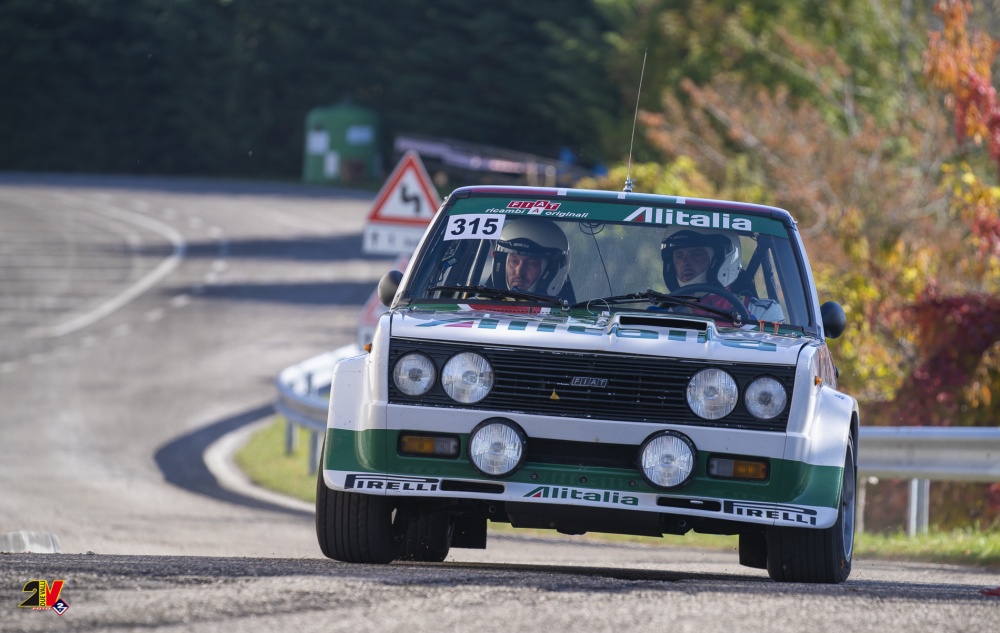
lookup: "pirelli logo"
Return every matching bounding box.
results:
[723,500,818,526]
[344,474,440,492]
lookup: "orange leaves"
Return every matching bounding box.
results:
[923,0,1000,161]
[939,164,1000,291]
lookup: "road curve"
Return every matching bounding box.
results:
[0,174,996,632]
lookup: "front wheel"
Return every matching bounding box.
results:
[316,455,399,564]
[399,512,453,562]
[766,434,856,583]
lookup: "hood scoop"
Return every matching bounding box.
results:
[616,315,708,331]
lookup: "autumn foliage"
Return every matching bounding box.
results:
[592,1,1000,528]
[906,0,1000,431]
[925,0,1000,163]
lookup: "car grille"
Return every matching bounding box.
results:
[526,437,639,469]
[388,339,795,432]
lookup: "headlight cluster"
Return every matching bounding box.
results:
[392,353,435,396]
[686,368,788,420]
[392,351,494,404]
[639,431,696,489]
[468,418,525,477]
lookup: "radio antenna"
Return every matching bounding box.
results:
[623,48,648,193]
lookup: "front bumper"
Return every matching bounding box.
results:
[323,406,844,530]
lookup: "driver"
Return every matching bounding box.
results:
[492,218,571,298]
[660,229,784,322]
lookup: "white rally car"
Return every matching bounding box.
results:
[317,185,857,583]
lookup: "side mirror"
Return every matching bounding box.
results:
[377,270,403,307]
[820,301,846,339]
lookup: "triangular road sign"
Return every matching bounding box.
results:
[368,149,440,224]
[362,150,441,255]
[363,150,441,255]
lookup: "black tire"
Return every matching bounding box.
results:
[316,456,398,564]
[399,513,453,562]
[738,529,768,569]
[766,435,856,583]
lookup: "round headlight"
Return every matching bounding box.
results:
[745,376,788,419]
[392,353,436,396]
[442,352,494,404]
[468,418,525,477]
[639,431,696,489]
[687,368,738,420]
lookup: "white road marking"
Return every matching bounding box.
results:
[25,204,186,339]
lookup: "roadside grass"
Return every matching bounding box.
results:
[233,418,317,503]
[237,418,1000,568]
[853,528,1000,568]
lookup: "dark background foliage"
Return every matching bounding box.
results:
[0,0,620,177]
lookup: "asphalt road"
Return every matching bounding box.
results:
[0,174,997,632]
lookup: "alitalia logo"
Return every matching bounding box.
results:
[524,485,638,506]
[625,206,753,231]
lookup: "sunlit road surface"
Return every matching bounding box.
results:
[0,174,997,632]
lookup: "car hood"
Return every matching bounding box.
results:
[389,307,810,366]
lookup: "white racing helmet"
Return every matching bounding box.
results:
[492,218,570,296]
[660,227,741,292]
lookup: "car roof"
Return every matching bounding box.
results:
[448,185,797,224]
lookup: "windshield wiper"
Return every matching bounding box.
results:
[572,289,745,324]
[570,291,655,310]
[426,284,567,308]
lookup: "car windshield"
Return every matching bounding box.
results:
[402,191,815,330]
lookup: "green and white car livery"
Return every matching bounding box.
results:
[317,186,858,584]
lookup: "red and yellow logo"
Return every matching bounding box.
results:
[19,580,69,615]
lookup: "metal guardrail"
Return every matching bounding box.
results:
[275,351,1000,534]
[274,344,362,475]
[855,426,1000,536]
[856,427,1000,482]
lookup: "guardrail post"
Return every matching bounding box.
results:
[907,478,930,537]
[284,418,298,455]
[856,477,868,534]
[308,430,324,476]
